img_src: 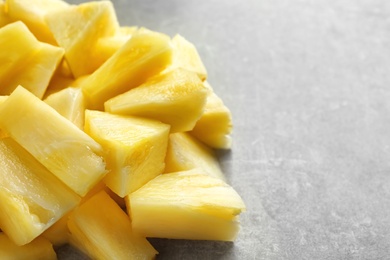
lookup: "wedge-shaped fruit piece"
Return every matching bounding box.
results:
[85,110,170,197]
[0,1,11,28]
[45,87,85,129]
[129,169,246,241]
[81,30,173,110]
[5,0,69,45]
[68,191,158,260]
[105,68,207,132]
[0,22,64,98]
[0,137,80,245]
[46,1,119,77]
[165,132,225,180]
[0,233,56,260]
[190,81,233,149]
[0,86,106,196]
[167,34,207,81]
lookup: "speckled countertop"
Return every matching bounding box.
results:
[60,0,390,259]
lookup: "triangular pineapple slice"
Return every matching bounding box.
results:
[44,87,85,129]
[0,137,80,245]
[129,169,246,241]
[105,68,207,132]
[0,21,64,98]
[165,132,225,180]
[0,233,56,260]
[0,1,11,28]
[81,29,173,110]
[0,86,106,196]
[190,81,233,149]
[84,110,170,197]
[5,0,69,45]
[45,1,119,77]
[166,34,207,81]
[68,191,158,260]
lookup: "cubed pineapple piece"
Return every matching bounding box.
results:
[44,87,85,129]
[5,0,69,45]
[94,26,138,67]
[165,132,225,180]
[46,1,119,77]
[68,191,158,260]
[0,233,56,260]
[190,81,233,149]
[167,34,207,81]
[129,169,246,241]
[0,21,64,98]
[85,110,170,197]
[0,86,106,196]
[0,1,11,28]
[105,68,207,132]
[0,137,80,245]
[81,30,173,110]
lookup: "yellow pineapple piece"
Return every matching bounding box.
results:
[41,212,70,247]
[0,233,56,260]
[44,87,85,129]
[129,169,245,241]
[190,81,233,149]
[0,21,64,98]
[167,34,207,81]
[5,0,69,45]
[0,86,106,196]
[85,110,170,197]
[46,1,119,77]
[81,29,173,110]
[105,68,207,133]
[165,132,225,180]
[68,191,158,260]
[0,137,80,245]
[94,26,138,67]
[0,1,11,28]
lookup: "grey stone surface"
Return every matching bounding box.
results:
[61,0,390,259]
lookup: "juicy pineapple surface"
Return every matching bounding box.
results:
[0,86,106,196]
[84,110,170,197]
[0,21,64,98]
[68,191,158,260]
[0,233,57,260]
[81,29,173,110]
[0,137,80,246]
[165,132,225,180]
[105,68,208,133]
[129,169,246,241]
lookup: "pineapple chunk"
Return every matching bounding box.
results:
[105,68,207,133]
[165,132,225,180]
[81,29,173,110]
[44,87,85,129]
[190,81,233,149]
[0,86,106,196]
[0,233,56,260]
[0,137,80,245]
[46,1,119,77]
[168,34,207,80]
[5,0,69,45]
[68,191,158,260]
[84,110,170,197]
[0,21,64,98]
[129,169,246,241]
[0,1,11,28]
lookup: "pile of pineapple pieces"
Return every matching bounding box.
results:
[0,0,246,259]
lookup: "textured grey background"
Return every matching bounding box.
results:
[60,0,390,259]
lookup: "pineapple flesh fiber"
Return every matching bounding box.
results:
[129,169,246,241]
[105,68,208,133]
[84,110,170,197]
[68,191,158,260]
[0,86,107,196]
[0,137,80,246]
[0,21,64,99]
